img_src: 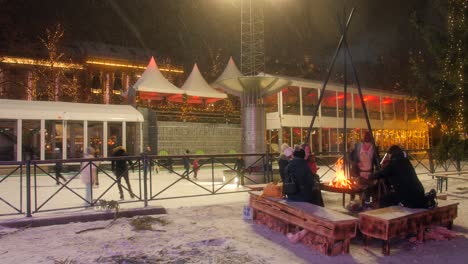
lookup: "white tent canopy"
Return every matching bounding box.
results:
[0,99,144,122]
[214,57,244,84]
[132,56,183,95]
[181,64,227,99]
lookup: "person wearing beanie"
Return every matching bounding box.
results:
[278,144,293,182]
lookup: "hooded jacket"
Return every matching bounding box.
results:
[373,150,426,208]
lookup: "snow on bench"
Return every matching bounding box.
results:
[359,200,459,255]
[249,191,358,256]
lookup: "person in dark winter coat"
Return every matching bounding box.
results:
[111,147,134,200]
[371,145,426,208]
[183,149,190,179]
[285,149,322,206]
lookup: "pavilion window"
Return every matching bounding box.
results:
[113,72,123,95]
[282,86,300,115]
[302,87,318,116]
[337,92,352,118]
[0,120,17,161]
[321,91,337,117]
[407,99,417,121]
[88,122,103,157]
[22,120,41,160]
[382,97,395,120]
[44,120,63,160]
[91,73,102,94]
[394,98,405,120]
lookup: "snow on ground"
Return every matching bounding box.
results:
[1,162,468,263]
[1,178,468,263]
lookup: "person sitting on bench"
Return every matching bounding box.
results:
[371,145,426,208]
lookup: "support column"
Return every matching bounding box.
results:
[139,122,143,154]
[40,119,45,160]
[83,120,88,151]
[62,120,67,159]
[17,119,22,161]
[122,121,127,150]
[103,121,108,157]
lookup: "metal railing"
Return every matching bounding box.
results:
[0,149,465,217]
[0,152,273,217]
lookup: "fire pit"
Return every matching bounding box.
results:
[319,157,365,207]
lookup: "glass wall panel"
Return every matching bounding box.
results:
[268,129,279,152]
[282,127,291,147]
[354,93,364,118]
[282,86,300,115]
[0,120,17,161]
[22,120,40,160]
[337,92,352,118]
[88,122,103,157]
[45,120,63,159]
[407,100,417,121]
[365,95,381,120]
[66,121,84,158]
[330,128,338,152]
[292,127,301,146]
[126,122,138,156]
[302,87,318,116]
[264,93,278,113]
[321,128,330,152]
[321,91,337,117]
[382,97,394,120]
[108,122,123,155]
[394,98,405,120]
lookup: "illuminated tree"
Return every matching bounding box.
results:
[410,0,467,163]
[32,23,79,102]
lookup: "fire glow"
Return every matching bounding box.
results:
[328,157,354,189]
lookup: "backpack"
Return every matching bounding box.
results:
[283,164,298,195]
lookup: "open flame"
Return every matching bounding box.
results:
[328,157,354,189]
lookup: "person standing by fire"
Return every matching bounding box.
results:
[349,131,379,207]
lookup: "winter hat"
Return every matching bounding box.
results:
[293,148,306,159]
[284,147,293,157]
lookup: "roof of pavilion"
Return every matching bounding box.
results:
[0,99,144,122]
[180,64,227,99]
[132,57,183,95]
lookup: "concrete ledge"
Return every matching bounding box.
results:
[0,206,166,229]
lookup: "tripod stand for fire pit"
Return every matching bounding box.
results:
[304,8,382,208]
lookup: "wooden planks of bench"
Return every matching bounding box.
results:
[359,200,459,255]
[249,191,358,256]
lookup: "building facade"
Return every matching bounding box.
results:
[264,77,428,153]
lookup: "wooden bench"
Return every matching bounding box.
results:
[428,171,468,192]
[249,191,358,256]
[359,200,459,255]
[244,184,267,191]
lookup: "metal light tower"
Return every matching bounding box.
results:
[241,0,265,76]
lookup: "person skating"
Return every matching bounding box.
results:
[111,147,134,200]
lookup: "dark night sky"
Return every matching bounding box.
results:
[0,0,434,88]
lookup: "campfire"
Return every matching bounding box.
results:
[328,157,356,190]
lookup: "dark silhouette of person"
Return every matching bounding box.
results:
[111,147,134,200]
[371,145,426,208]
[285,149,323,206]
[54,148,66,185]
[183,149,190,179]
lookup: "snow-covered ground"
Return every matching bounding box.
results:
[0,161,467,263]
